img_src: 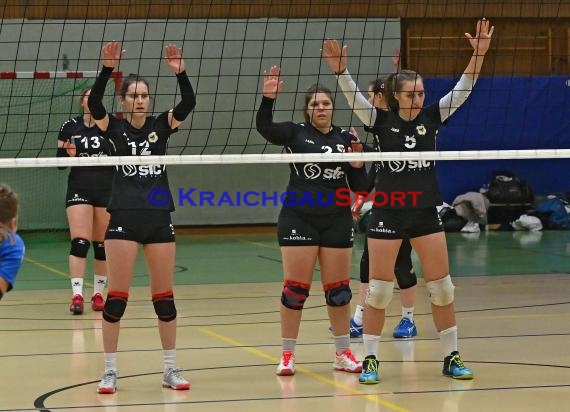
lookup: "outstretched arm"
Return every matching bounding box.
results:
[164,44,196,129]
[255,66,296,146]
[88,41,124,132]
[439,18,494,121]
[321,39,376,127]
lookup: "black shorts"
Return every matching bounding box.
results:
[277,207,354,248]
[66,186,110,208]
[105,210,175,244]
[367,207,443,239]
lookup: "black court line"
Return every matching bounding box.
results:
[28,361,570,412]
[3,331,570,360]
[1,299,568,329]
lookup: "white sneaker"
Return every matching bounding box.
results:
[162,368,190,390]
[333,349,362,373]
[276,351,295,376]
[97,370,117,394]
[461,221,480,233]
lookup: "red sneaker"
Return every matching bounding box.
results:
[91,293,105,311]
[69,294,84,315]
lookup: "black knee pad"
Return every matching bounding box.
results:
[281,280,310,310]
[93,241,106,261]
[395,240,416,289]
[153,292,177,322]
[102,291,128,323]
[70,238,90,258]
[395,267,417,290]
[324,280,352,307]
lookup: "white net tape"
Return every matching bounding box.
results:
[1,149,569,168]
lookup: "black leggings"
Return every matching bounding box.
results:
[359,238,417,289]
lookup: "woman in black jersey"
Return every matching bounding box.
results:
[57,88,112,315]
[348,78,419,340]
[323,18,494,383]
[256,65,368,376]
[87,41,196,394]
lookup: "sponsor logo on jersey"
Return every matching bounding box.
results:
[119,164,165,177]
[416,125,427,135]
[336,144,345,152]
[382,160,433,173]
[78,151,108,158]
[303,163,321,179]
[304,139,315,144]
[302,163,345,180]
[391,127,399,132]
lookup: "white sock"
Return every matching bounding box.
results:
[353,305,364,325]
[334,334,350,354]
[93,275,107,295]
[163,349,176,372]
[363,334,381,358]
[282,338,296,353]
[71,278,83,296]
[104,352,117,373]
[439,325,458,357]
[402,306,414,321]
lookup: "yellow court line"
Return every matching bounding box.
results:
[197,326,409,412]
[24,256,94,287]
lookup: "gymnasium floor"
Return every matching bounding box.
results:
[2,228,570,412]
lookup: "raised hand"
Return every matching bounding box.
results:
[262,66,284,99]
[322,39,348,74]
[101,41,125,68]
[165,44,186,74]
[465,18,494,56]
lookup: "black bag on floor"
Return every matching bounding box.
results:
[439,207,467,232]
[487,170,533,204]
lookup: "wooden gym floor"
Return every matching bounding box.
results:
[1,229,569,412]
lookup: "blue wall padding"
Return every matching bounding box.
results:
[421,76,570,202]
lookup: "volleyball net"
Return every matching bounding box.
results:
[0,1,568,229]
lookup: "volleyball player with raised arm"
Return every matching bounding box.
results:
[256,66,368,376]
[0,184,25,301]
[57,88,113,315]
[349,78,419,340]
[323,18,493,383]
[88,41,196,394]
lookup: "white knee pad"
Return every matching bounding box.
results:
[365,279,394,309]
[426,275,455,306]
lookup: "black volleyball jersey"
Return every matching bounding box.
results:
[369,103,443,208]
[58,116,114,190]
[256,97,368,215]
[103,112,177,211]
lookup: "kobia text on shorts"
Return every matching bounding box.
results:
[148,187,422,207]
